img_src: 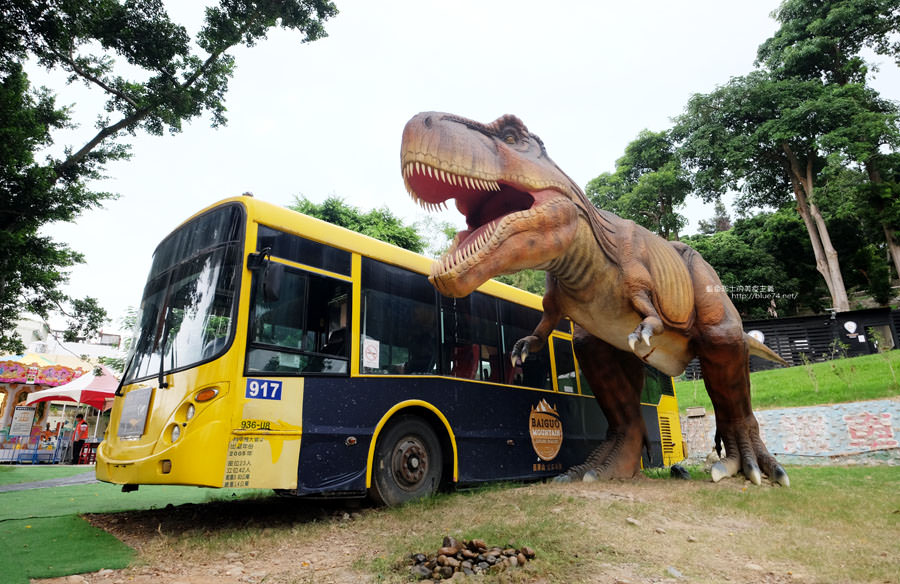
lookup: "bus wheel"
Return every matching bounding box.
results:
[371,416,443,506]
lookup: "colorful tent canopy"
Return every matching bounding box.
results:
[24,364,119,410]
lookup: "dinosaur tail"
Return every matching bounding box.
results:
[744,333,788,366]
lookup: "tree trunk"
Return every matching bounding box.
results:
[782,143,851,312]
[884,225,900,281]
[865,162,900,281]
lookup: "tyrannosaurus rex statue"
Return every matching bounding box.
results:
[400,111,790,487]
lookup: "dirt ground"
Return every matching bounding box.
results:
[30,473,837,584]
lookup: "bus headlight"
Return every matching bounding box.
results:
[185,404,195,421]
[171,424,181,443]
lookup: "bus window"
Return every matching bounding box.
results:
[641,366,674,404]
[499,301,552,390]
[360,259,439,375]
[441,294,501,382]
[247,266,350,375]
[257,225,351,275]
[552,337,577,394]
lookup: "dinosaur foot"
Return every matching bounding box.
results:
[554,430,642,483]
[710,419,790,487]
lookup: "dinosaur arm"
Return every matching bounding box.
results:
[511,274,563,365]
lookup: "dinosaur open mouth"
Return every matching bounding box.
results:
[402,161,559,272]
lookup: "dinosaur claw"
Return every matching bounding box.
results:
[553,474,571,484]
[710,457,740,483]
[627,333,638,351]
[582,469,598,483]
[641,330,652,346]
[772,465,790,488]
[745,462,762,486]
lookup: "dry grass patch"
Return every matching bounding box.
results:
[62,465,900,584]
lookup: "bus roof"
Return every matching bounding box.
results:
[180,195,547,312]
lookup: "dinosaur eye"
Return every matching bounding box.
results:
[504,134,516,144]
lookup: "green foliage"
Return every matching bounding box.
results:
[681,208,826,317]
[757,0,900,84]
[0,1,337,353]
[62,296,107,341]
[586,129,690,240]
[494,270,546,295]
[696,200,732,235]
[289,195,426,253]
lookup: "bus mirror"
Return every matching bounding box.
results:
[247,247,272,271]
[262,262,283,302]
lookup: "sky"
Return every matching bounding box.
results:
[35,0,900,334]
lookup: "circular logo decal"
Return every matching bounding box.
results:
[529,399,563,461]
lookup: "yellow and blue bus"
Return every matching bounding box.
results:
[97,195,685,504]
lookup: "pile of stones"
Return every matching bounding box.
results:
[407,536,536,580]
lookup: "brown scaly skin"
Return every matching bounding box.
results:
[401,112,790,486]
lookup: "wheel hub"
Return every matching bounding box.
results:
[393,437,428,487]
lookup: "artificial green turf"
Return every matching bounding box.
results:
[3,515,135,583]
[675,350,900,412]
[1,480,263,520]
[0,478,267,583]
[0,464,93,486]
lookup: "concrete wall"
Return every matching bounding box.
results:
[682,398,900,462]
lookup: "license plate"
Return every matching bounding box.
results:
[117,386,153,439]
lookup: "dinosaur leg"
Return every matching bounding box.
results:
[557,327,645,482]
[697,342,790,487]
[627,289,665,352]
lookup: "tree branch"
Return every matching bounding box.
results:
[54,46,139,109]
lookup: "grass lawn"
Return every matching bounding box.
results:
[0,464,92,486]
[0,466,267,584]
[675,350,900,412]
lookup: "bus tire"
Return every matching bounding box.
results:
[371,415,443,506]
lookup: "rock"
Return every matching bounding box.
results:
[745,562,764,572]
[509,556,518,568]
[412,553,428,564]
[439,565,454,578]
[66,577,88,584]
[442,535,459,550]
[517,552,527,565]
[626,517,641,527]
[687,535,698,543]
[655,527,667,534]
[438,546,458,556]
[97,569,115,577]
[476,561,490,572]
[470,539,487,552]
[411,564,432,580]
[461,549,477,559]
[667,566,684,579]
[521,545,536,559]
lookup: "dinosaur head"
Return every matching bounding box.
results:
[401,112,587,297]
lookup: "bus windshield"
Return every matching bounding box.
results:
[124,204,244,383]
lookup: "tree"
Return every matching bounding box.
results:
[697,200,733,235]
[757,0,900,281]
[0,0,337,353]
[674,72,867,312]
[586,129,690,240]
[757,0,900,85]
[289,195,426,253]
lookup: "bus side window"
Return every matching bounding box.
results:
[499,301,552,390]
[552,337,577,393]
[440,294,500,382]
[360,259,439,375]
[247,266,350,375]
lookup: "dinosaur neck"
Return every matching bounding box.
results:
[540,215,613,296]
